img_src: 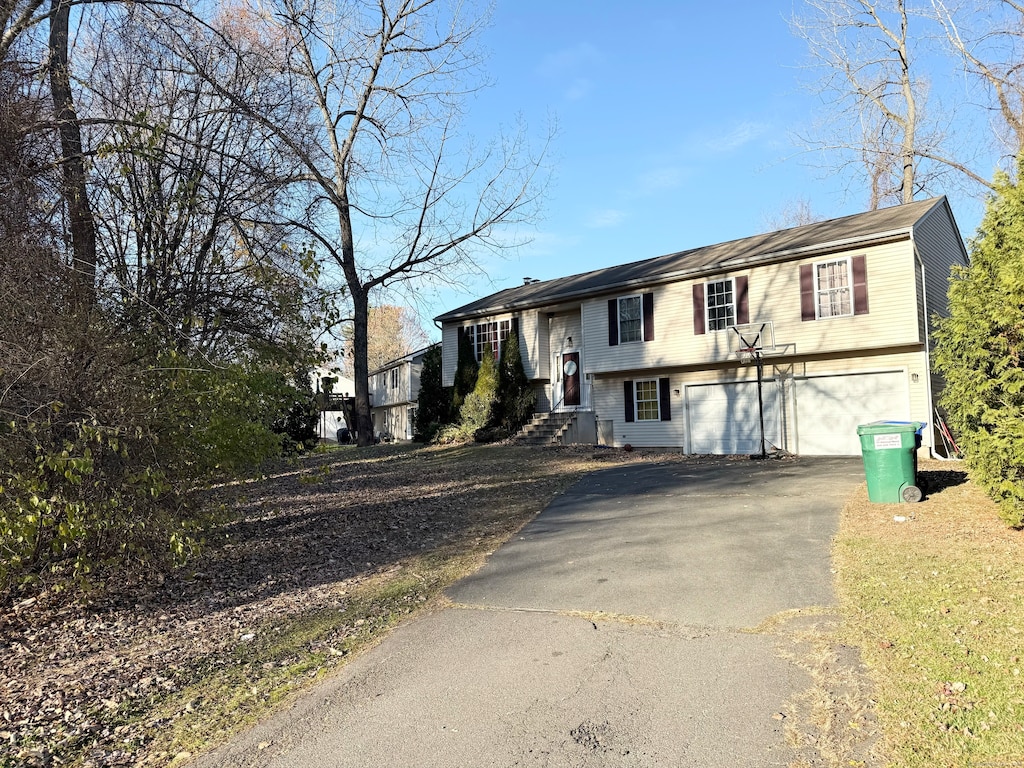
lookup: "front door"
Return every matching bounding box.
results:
[562,352,581,407]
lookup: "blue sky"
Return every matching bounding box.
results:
[415,0,991,335]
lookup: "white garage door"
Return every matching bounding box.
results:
[687,380,782,455]
[794,371,910,456]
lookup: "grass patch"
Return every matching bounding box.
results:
[834,461,1024,767]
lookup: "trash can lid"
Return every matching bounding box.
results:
[856,420,926,435]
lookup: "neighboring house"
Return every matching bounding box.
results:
[311,367,355,442]
[434,197,968,456]
[369,344,437,441]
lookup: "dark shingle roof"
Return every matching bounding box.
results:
[435,197,949,323]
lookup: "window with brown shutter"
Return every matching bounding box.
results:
[801,256,869,320]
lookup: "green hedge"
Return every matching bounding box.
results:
[933,164,1024,528]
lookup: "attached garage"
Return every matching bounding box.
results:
[686,380,782,455]
[793,370,910,455]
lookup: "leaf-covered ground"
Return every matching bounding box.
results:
[1,443,667,767]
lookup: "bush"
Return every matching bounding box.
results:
[436,351,496,444]
[494,330,536,434]
[933,163,1024,528]
[414,345,449,442]
[273,364,320,452]
[0,324,307,596]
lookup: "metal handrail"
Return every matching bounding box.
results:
[549,391,579,444]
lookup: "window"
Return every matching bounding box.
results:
[623,377,671,422]
[800,256,867,321]
[391,368,399,388]
[618,296,642,343]
[815,259,852,318]
[634,380,660,421]
[692,277,746,335]
[705,279,735,331]
[608,293,654,345]
[473,320,512,361]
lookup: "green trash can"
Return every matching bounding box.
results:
[856,421,925,504]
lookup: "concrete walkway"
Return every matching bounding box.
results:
[193,457,878,768]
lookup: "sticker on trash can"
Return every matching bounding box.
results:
[873,434,902,449]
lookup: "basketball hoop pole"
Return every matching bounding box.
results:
[732,324,768,460]
[754,348,766,460]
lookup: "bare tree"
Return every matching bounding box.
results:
[49,0,97,308]
[82,7,320,357]
[932,0,1024,166]
[761,197,822,231]
[793,0,963,206]
[336,304,432,374]
[1,0,48,61]
[170,0,548,445]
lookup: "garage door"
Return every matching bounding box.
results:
[794,371,909,455]
[687,380,782,455]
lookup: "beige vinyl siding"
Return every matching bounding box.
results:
[443,312,544,387]
[519,311,546,380]
[592,376,683,449]
[582,240,921,375]
[591,349,930,452]
[549,310,583,363]
[441,324,459,387]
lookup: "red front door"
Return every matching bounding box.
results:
[562,352,581,407]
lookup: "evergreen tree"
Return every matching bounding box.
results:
[933,162,1024,527]
[460,351,498,439]
[414,345,450,442]
[452,329,479,413]
[494,330,536,434]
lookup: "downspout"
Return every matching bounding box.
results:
[911,235,954,460]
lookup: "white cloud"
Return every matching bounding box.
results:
[706,120,771,153]
[585,208,627,228]
[631,167,686,197]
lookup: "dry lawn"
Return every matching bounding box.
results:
[834,459,1024,767]
[0,443,666,768]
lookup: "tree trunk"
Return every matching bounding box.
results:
[350,286,375,446]
[336,185,374,447]
[49,0,97,310]
[898,0,916,204]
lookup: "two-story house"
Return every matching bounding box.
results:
[435,197,968,456]
[369,344,437,441]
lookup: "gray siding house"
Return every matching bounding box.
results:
[369,344,436,441]
[434,197,968,456]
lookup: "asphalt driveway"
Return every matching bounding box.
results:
[194,456,877,768]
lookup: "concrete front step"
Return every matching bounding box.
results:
[513,413,575,445]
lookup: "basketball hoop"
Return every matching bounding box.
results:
[737,346,757,365]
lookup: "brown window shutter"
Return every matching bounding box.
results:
[692,284,706,335]
[852,255,869,315]
[643,292,654,341]
[735,276,749,325]
[800,264,815,321]
[623,380,634,422]
[659,377,671,421]
[608,299,619,346]
[511,316,520,336]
